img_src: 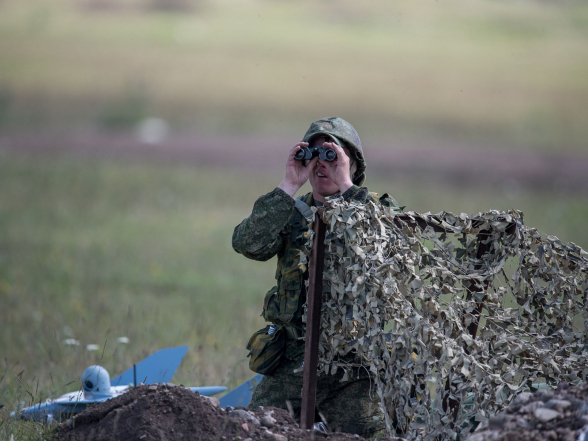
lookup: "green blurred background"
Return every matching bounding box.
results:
[1,0,587,437]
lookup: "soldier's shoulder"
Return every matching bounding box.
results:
[368,192,403,212]
[296,191,313,204]
[286,191,313,227]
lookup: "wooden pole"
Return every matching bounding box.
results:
[300,211,326,430]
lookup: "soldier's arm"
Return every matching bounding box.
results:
[232,187,295,261]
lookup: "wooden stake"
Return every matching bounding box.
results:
[300,212,326,430]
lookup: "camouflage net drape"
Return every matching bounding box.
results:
[302,198,588,440]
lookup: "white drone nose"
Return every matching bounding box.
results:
[81,365,111,396]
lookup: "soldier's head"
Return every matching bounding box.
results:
[302,135,356,200]
[302,117,366,187]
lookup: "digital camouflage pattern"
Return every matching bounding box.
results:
[231,187,296,262]
[233,184,402,432]
[302,117,367,186]
[249,339,386,436]
[233,188,313,329]
[232,185,402,330]
[306,199,588,440]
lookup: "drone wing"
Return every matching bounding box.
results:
[111,346,188,386]
[219,374,263,408]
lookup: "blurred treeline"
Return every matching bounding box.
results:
[0,0,587,151]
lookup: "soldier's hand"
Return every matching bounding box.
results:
[319,142,354,194]
[278,142,315,197]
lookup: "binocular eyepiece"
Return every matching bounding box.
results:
[294,146,337,162]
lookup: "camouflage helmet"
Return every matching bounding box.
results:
[302,117,366,186]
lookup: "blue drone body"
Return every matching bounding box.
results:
[12,346,262,423]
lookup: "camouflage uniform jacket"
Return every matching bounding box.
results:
[232,185,402,329]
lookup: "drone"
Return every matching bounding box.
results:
[11,346,263,423]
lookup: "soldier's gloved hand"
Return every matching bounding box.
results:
[278,142,318,197]
[314,141,354,195]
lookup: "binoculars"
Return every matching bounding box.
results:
[294,146,337,162]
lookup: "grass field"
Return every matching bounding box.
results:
[1,0,587,438]
[1,149,586,438]
[0,153,277,438]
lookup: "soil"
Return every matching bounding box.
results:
[54,382,588,441]
[467,382,588,441]
[53,384,399,441]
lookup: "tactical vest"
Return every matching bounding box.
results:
[261,191,401,327]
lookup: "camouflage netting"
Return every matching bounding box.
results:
[302,198,588,440]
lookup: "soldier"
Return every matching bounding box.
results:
[232,117,402,435]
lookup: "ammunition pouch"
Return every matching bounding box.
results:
[261,277,304,325]
[246,325,286,375]
[283,324,304,340]
[262,286,280,323]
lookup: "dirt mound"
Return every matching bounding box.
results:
[48,382,588,440]
[53,384,394,440]
[467,382,588,441]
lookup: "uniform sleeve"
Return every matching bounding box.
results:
[232,187,296,261]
